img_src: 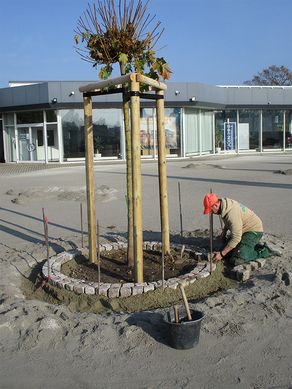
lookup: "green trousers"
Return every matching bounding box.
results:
[228,232,271,266]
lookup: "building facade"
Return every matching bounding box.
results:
[0,81,291,163]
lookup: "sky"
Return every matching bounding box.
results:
[0,0,291,88]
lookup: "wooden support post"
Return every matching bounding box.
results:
[130,78,143,283]
[83,95,97,263]
[122,93,134,268]
[156,89,170,254]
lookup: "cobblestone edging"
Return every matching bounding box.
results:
[230,259,266,281]
[41,242,268,298]
[42,241,216,298]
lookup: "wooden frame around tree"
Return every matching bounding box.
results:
[79,73,170,283]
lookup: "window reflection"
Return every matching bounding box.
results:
[262,110,284,149]
[61,109,122,159]
[140,107,182,157]
[285,110,292,148]
[238,110,260,150]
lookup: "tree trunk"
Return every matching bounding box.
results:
[130,77,143,283]
[120,63,134,268]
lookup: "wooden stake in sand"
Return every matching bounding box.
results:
[42,208,50,279]
[80,203,84,248]
[97,219,101,292]
[162,249,165,289]
[209,188,214,274]
[161,232,165,288]
[84,95,97,263]
[178,182,183,237]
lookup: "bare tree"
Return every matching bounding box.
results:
[244,65,292,86]
[75,0,171,269]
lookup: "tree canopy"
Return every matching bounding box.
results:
[74,0,171,80]
[244,65,292,86]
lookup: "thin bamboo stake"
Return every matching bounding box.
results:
[97,219,100,292]
[179,285,192,321]
[83,95,97,263]
[209,188,213,274]
[45,217,50,279]
[156,89,170,255]
[42,207,46,233]
[178,182,183,237]
[130,78,143,283]
[161,237,165,288]
[42,208,50,279]
[80,203,84,248]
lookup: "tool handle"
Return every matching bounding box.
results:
[179,285,192,321]
[173,305,179,323]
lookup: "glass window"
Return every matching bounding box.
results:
[215,110,237,151]
[262,110,284,149]
[61,109,122,159]
[285,110,292,149]
[5,127,16,162]
[201,111,213,152]
[3,113,14,125]
[92,109,122,157]
[47,129,55,146]
[61,109,85,159]
[140,108,155,157]
[238,110,260,150]
[46,110,57,123]
[46,124,59,161]
[17,111,43,124]
[37,129,43,146]
[164,108,181,155]
[184,108,200,154]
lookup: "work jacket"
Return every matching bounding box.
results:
[221,198,263,248]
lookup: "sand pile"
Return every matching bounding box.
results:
[1,231,291,388]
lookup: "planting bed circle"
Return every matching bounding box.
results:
[42,241,216,299]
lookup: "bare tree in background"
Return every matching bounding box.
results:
[244,65,292,86]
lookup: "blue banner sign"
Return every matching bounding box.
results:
[224,122,236,150]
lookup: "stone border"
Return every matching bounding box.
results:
[230,259,266,281]
[42,241,216,298]
[41,242,268,297]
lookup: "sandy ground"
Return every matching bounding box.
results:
[0,154,292,389]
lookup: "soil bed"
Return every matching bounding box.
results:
[62,248,198,284]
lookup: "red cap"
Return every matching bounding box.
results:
[203,193,219,214]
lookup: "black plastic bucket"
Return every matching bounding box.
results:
[164,308,204,350]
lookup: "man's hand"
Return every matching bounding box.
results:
[212,251,223,262]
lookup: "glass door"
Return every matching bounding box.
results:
[32,126,45,161]
[17,126,45,161]
[17,128,31,161]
